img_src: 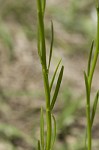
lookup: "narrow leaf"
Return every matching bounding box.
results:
[51,66,64,110]
[48,21,54,72]
[37,27,40,56]
[37,0,42,59]
[51,114,56,149]
[37,0,46,67]
[37,26,42,63]
[84,129,87,150]
[84,71,90,104]
[38,11,46,66]
[38,140,41,150]
[50,59,61,92]
[87,40,94,76]
[84,72,90,149]
[91,91,99,127]
[40,108,44,150]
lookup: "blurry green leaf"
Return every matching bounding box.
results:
[37,25,42,63]
[95,0,99,8]
[91,91,99,127]
[37,0,46,66]
[0,123,33,148]
[0,123,22,139]
[87,40,94,76]
[84,129,87,150]
[23,26,35,40]
[40,108,44,150]
[48,21,54,72]
[84,71,90,103]
[38,140,41,150]
[51,66,64,110]
[50,59,61,92]
[51,114,56,150]
[0,24,14,61]
[58,97,81,128]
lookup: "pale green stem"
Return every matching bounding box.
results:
[88,9,99,87]
[86,8,99,150]
[42,67,52,150]
[86,92,91,150]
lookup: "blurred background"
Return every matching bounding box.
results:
[0,0,99,149]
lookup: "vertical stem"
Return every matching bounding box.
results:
[88,8,99,87]
[86,90,91,150]
[46,109,51,150]
[42,67,52,150]
[86,7,99,150]
[37,0,52,149]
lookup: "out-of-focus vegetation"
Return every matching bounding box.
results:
[47,0,96,53]
[0,0,99,150]
[0,0,96,52]
[0,0,37,39]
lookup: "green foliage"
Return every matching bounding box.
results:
[48,1,93,35]
[0,123,34,149]
[51,115,56,149]
[49,59,61,92]
[40,108,44,150]
[91,92,99,127]
[50,66,64,110]
[38,140,41,150]
[84,2,99,150]
[0,0,36,40]
[47,0,96,54]
[37,1,99,149]
[37,0,64,149]
[48,21,54,72]
[0,22,14,61]
[0,123,23,140]
[0,0,36,24]
[58,88,81,129]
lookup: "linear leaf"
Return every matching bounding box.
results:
[50,59,61,92]
[37,0,42,59]
[51,114,56,149]
[91,91,99,127]
[37,0,46,67]
[51,66,64,110]
[84,129,87,150]
[38,140,41,150]
[40,108,44,150]
[48,21,54,72]
[87,40,94,76]
[84,71,90,104]
[37,26,42,62]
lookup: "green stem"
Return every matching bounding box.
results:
[88,9,99,87]
[85,73,91,150]
[86,7,99,150]
[37,0,63,149]
[46,109,51,150]
[37,0,52,148]
[86,96,91,150]
[42,67,52,150]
